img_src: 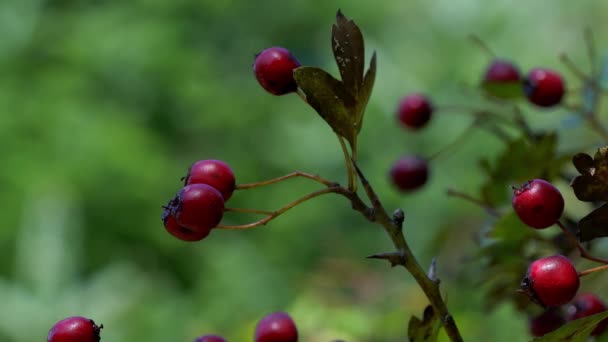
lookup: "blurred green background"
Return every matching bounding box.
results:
[2,0,608,341]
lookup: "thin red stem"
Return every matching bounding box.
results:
[579,263,608,278]
[235,171,336,190]
[224,207,274,215]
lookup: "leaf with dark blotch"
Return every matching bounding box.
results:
[571,147,608,202]
[481,81,524,100]
[332,10,365,97]
[530,311,608,342]
[293,66,357,144]
[578,203,608,242]
[408,305,441,342]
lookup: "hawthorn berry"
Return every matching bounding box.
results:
[254,47,301,95]
[194,335,228,342]
[512,179,564,229]
[521,255,580,308]
[172,184,225,232]
[567,293,608,336]
[529,310,565,337]
[185,159,236,201]
[47,316,102,342]
[162,210,210,242]
[524,68,565,107]
[254,311,298,342]
[483,59,521,83]
[396,93,433,130]
[389,155,429,192]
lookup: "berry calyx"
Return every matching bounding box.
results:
[162,210,210,242]
[47,316,103,342]
[396,94,433,130]
[254,47,301,96]
[567,293,608,336]
[194,335,228,342]
[483,59,521,83]
[524,68,565,107]
[185,159,236,201]
[529,310,565,337]
[512,179,564,229]
[171,184,225,232]
[521,255,580,308]
[389,155,429,192]
[254,311,298,342]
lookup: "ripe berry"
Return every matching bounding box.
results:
[185,160,236,201]
[194,335,228,342]
[389,155,429,192]
[396,94,433,130]
[254,47,301,96]
[512,179,564,229]
[529,310,565,337]
[162,210,210,242]
[47,316,102,342]
[172,184,225,232]
[567,293,608,336]
[254,311,298,342]
[524,68,565,107]
[521,255,580,308]
[483,59,521,83]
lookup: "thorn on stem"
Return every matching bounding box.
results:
[393,208,405,226]
[367,251,406,267]
[428,257,439,283]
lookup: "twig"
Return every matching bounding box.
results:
[556,221,608,264]
[236,171,336,190]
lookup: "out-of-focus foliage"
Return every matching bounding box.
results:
[2,0,608,341]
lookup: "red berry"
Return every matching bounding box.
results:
[47,316,102,342]
[194,335,228,342]
[512,179,564,229]
[254,47,301,96]
[162,210,210,242]
[396,94,433,130]
[529,310,565,337]
[567,293,608,336]
[521,255,580,308]
[524,68,565,107]
[254,311,298,342]
[185,160,236,201]
[483,59,521,83]
[172,184,224,232]
[389,155,429,192]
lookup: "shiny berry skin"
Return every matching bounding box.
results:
[529,310,565,337]
[162,211,210,242]
[185,159,236,201]
[483,59,521,83]
[567,293,608,336]
[521,255,580,308]
[47,316,102,342]
[194,335,228,342]
[524,68,565,107]
[389,155,429,192]
[254,311,298,342]
[173,184,224,232]
[254,47,301,95]
[396,94,433,129]
[512,179,564,229]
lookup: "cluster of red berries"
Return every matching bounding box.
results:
[48,312,298,342]
[511,179,608,336]
[483,59,565,107]
[161,159,235,242]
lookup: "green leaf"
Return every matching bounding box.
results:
[407,305,441,342]
[530,311,608,342]
[294,11,376,149]
[481,81,524,100]
[293,66,357,144]
[578,203,608,242]
[479,133,567,205]
[332,10,365,97]
[571,147,608,202]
